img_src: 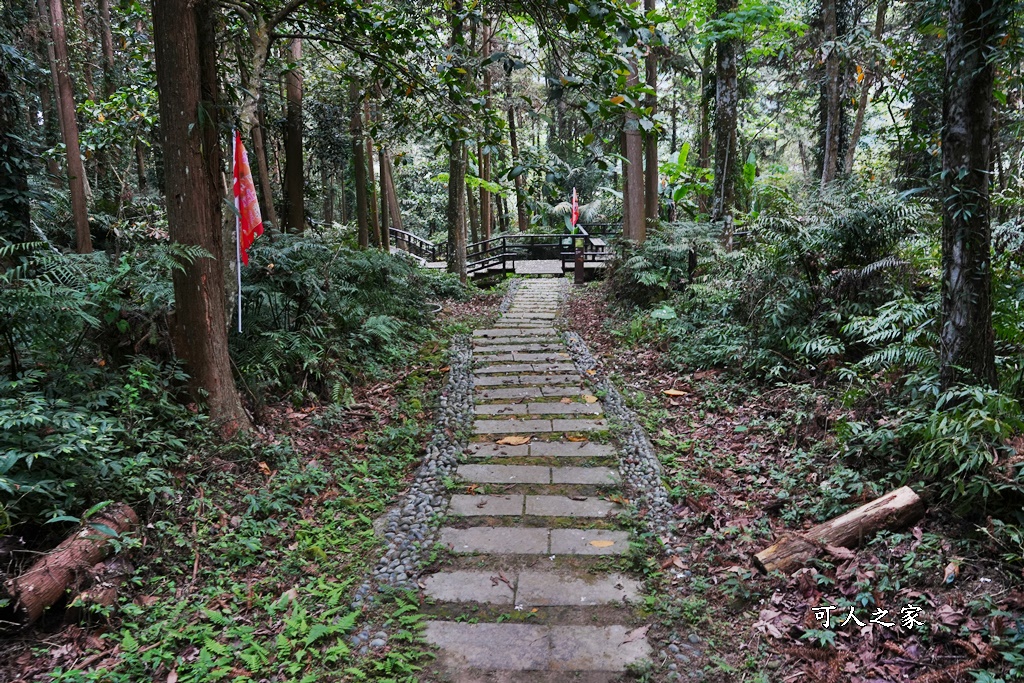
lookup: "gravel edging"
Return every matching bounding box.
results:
[350,334,474,610]
[562,331,676,542]
[497,277,521,314]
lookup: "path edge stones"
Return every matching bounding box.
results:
[562,330,677,543]
[351,333,475,609]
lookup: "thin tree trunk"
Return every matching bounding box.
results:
[365,102,380,248]
[844,0,887,174]
[447,1,467,281]
[383,152,402,234]
[467,160,480,246]
[0,59,31,242]
[496,185,508,234]
[339,170,347,223]
[250,117,279,231]
[98,0,115,97]
[378,150,389,248]
[820,0,841,186]
[711,0,739,224]
[38,81,62,182]
[153,0,249,435]
[507,80,528,232]
[622,60,644,242]
[283,38,303,232]
[939,0,1002,390]
[134,137,147,191]
[697,44,713,215]
[69,0,96,101]
[48,0,91,253]
[480,23,493,241]
[322,163,333,225]
[643,0,658,239]
[349,82,369,248]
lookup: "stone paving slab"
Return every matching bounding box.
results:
[475,387,545,401]
[529,441,617,458]
[423,570,516,604]
[425,622,549,670]
[539,386,589,398]
[474,403,528,416]
[551,419,608,432]
[458,464,550,484]
[551,466,620,485]
[471,337,560,347]
[465,442,531,458]
[440,527,549,554]
[525,495,619,518]
[550,529,630,555]
[476,353,571,363]
[474,419,554,434]
[474,328,558,338]
[449,494,525,516]
[527,402,603,415]
[474,344,563,353]
[515,374,583,386]
[475,363,576,374]
[515,571,640,606]
[424,622,649,672]
[549,625,651,671]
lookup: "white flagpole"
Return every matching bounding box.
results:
[234,131,243,334]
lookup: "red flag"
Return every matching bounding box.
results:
[571,187,579,227]
[233,130,264,265]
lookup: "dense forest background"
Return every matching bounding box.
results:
[3,0,1024,678]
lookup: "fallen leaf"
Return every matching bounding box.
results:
[583,395,599,403]
[568,495,588,501]
[586,369,596,375]
[662,389,687,397]
[944,560,961,584]
[440,366,451,372]
[589,540,615,548]
[566,435,588,442]
[621,624,650,643]
[560,398,573,404]
[825,544,856,560]
[167,671,178,683]
[258,461,272,476]
[497,436,531,445]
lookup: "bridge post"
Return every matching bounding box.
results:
[574,246,585,285]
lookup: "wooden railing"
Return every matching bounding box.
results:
[389,228,442,262]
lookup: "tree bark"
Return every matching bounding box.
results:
[507,90,528,232]
[711,0,739,224]
[753,487,923,575]
[48,0,92,253]
[378,149,389,247]
[322,163,333,225]
[622,60,645,243]
[153,0,250,435]
[643,0,658,238]
[845,0,887,174]
[2,503,138,628]
[283,39,303,233]
[349,83,370,249]
[383,152,402,234]
[697,44,713,216]
[480,23,493,241]
[939,0,1002,390]
[134,138,147,191]
[365,102,380,248]
[98,0,115,97]
[69,0,96,102]
[447,1,467,281]
[820,0,842,186]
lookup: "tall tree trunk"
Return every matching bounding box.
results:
[134,137,147,191]
[383,152,402,235]
[844,0,887,174]
[98,0,115,97]
[349,82,369,248]
[283,38,304,233]
[467,159,480,245]
[69,0,96,101]
[378,149,390,248]
[250,117,279,231]
[507,79,528,233]
[820,0,842,185]
[496,185,508,234]
[447,1,467,281]
[939,0,1002,390]
[711,0,739,224]
[339,168,347,223]
[322,163,333,225]
[642,0,658,239]
[153,0,249,435]
[697,44,713,215]
[480,23,493,241]
[48,0,92,253]
[622,60,645,242]
[365,102,380,248]
[38,78,62,182]
[0,59,31,242]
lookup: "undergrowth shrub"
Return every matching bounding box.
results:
[235,234,463,402]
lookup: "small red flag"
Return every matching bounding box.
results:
[571,187,580,227]
[233,130,264,265]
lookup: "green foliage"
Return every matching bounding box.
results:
[234,233,459,401]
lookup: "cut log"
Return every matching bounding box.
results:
[2,503,137,629]
[753,486,923,575]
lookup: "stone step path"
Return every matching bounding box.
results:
[423,279,651,681]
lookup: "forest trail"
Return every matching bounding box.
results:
[420,279,652,681]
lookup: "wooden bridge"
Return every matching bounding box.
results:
[389,224,619,280]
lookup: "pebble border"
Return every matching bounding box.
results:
[497,277,521,314]
[562,331,676,542]
[350,334,474,610]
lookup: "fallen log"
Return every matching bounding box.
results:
[753,486,923,575]
[2,503,138,629]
